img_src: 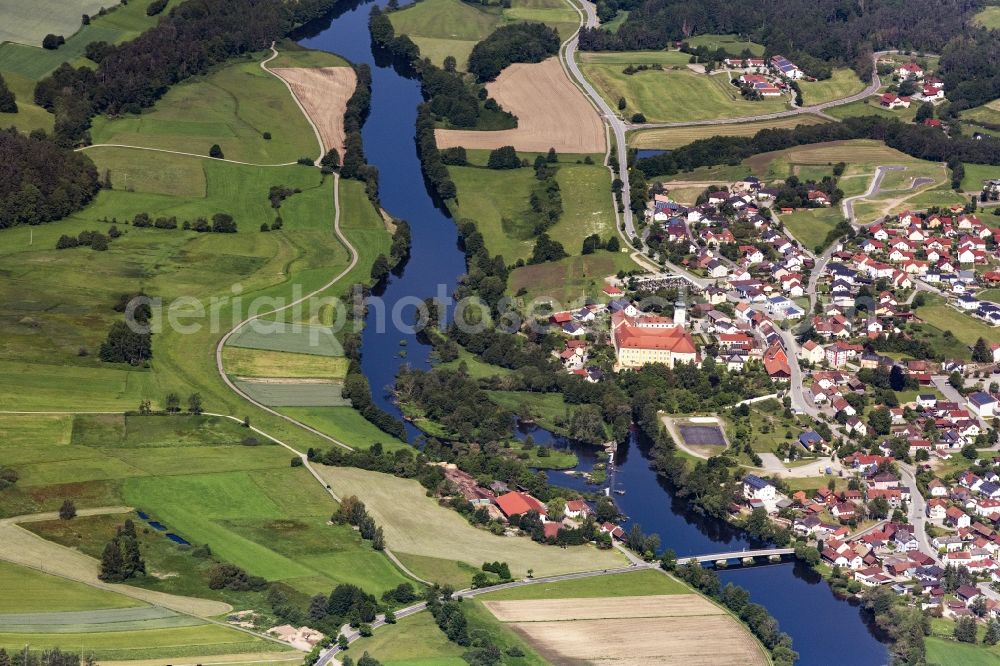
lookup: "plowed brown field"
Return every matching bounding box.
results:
[271,67,357,157]
[484,594,767,666]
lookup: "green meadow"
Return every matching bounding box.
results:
[447,160,616,264]
[798,68,865,106]
[685,34,765,57]
[0,0,170,79]
[1,412,413,600]
[507,251,639,305]
[0,561,142,613]
[388,0,578,69]
[579,65,788,123]
[90,54,323,164]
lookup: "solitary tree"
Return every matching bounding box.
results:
[955,616,978,643]
[973,337,992,363]
[209,144,224,159]
[165,393,181,413]
[42,34,65,50]
[617,96,626,110]
[59,499,77,520]
[187,392,203,414]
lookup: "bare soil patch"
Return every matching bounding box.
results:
[483,594,722,622]
[270,67,357,157]
[436,58,605,153]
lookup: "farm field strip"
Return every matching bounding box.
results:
[233,379,350,407]
[507,615,767,665]
[483,595,767,666]
[221,347,349,379]
[226,324,345,357]
[629,115,827,149]
[483,594,724,621]
[0,606,176,626]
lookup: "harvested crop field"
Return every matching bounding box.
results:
[270,67,357,157]
[485,596,766,666]
[484,594,722,621]
[234,378,349,407]
[436,58,605,153]
[227,323,344,357]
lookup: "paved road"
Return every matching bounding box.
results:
[562,1,635,241]
[841,165,904,222]
[315,565,652,666]
[898,463,938,564]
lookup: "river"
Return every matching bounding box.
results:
[294,3,890,663]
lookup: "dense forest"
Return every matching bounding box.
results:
[635,115,1000,179]
[582,0,981,82]
[467,23,561,82]
[0,128,100,228]
[940,29,1000,110]
[35,0,342,147]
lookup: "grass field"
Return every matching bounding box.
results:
[233,379,349,407]
[578,50,691,66]
[312,467,625,577]
[744,139,938,180]
[0,0,169,80]
[479,569,688,600]
[798,69,865,106]
[915,295,999,347]
[961,162,1000,192]
[268,40,351,68]
[388,0,577,69]
[972,6,1000,29]
[0,560,142,614]
[780,207,845,250]
[685,34,764,57]
[1,411,414,612]
[277,406,409,451]
[826,97,918,122]
[344,611,466,666]
[580,65,788,123]
[926,637,1000,666]
[508,251,640,305]
[0,0,108,46]
[629,115,827,149]
[90,55,320,164]
[448,161,614,263]
[0,624,283,661]
[221,347,349,379]
[962,98,1000,126]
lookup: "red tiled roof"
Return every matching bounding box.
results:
[495,492,546,518]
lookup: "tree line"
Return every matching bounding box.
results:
[34,0,342,148]
[635,116,1000,181]
[0,129,100,229]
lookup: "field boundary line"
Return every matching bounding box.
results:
[77,144,299,167]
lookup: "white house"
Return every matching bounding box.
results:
[743,474,776,502]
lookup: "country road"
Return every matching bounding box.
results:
[316,564,653,666]
[562,0,635,241]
